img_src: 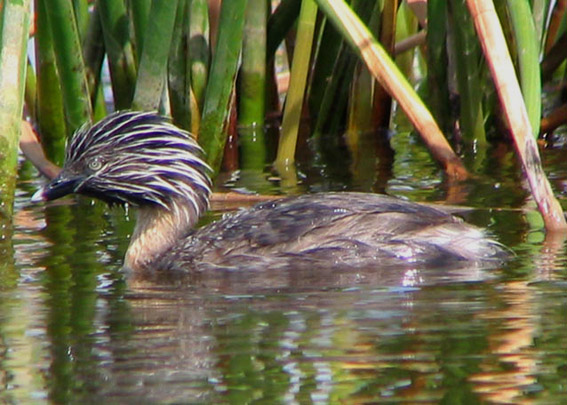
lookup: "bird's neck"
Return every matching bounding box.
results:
[124,201,199,271]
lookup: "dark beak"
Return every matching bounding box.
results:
[31,173,85,202]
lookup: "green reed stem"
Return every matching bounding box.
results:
[97,0,137,109]
[200,0,248,173]
[25,58,37,121]
[169,0,190,129]
[130,0,152,56]
[239,0,268,127]
[188,0,210,122]
[507,0,542,136]
[73,0,90,40]
[426,0,451,133]
[82,6,107,120]
[275,0,318,167]
[449,0,486,145]
[132,0,179,111]
[309,18,342,124]
[267,0,301,60]
[313,42,356,139]
[347,0,378,136]
[372,0,397,128]
[0,0,31,216]
[35,0,66,164]
[532,0,551,46]
[45,0,93,133]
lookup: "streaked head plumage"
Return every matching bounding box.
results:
[33,111,212,217]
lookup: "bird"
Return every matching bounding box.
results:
[32,111,507,274]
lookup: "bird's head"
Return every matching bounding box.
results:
[32,111,212,217]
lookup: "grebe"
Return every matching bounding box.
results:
[32,111,506,272]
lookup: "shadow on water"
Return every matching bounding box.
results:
[3,135,567,403]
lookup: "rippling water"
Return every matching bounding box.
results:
[3,137,567,403]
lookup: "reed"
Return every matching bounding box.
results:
[1,0,565,228]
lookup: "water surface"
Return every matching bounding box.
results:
[3,136,567,403]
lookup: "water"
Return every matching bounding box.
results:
[3,135,567,403]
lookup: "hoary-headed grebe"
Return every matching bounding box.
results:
[32,111,506,272]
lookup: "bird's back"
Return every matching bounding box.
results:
[155,192,506,272]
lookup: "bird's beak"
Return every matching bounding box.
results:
[31,172,85,203]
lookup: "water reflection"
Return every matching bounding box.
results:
[3,159,567,402]
[16,274,555,404]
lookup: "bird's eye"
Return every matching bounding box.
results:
[88,158,103,171]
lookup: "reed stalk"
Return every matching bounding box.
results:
[0,0,31,216]
[346,0,379,142]
[346,63,373,155]
[73,0,90,40]
[266,0,301,60]
[308,18,344,124]
[426,0,451,133]
[467,0,566,230]
[44,0,92,133]
[507,0,542,136]
[35,0,67,164]
[97,0,137,110]
[239,0,268,170]
[24,58,37,120]
[543,1,566,54]
[188,0,210,119]
[132,0,179,111]
[372,0,397,129]
[532,0,551,46]
[275,0,318,168]
[316,0,468,179]
[239,0,268,128]
[81,7,107,120]
[200,0,248,172]
[449,0,486,145]
[313,42,356,139]
[169,0,190,129]
[130,0,152,55]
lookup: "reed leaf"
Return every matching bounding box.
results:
[275,0,318,168]
[188,0,210,116]
[346,0,379,139]
[466,0,566,230]
[130,0,152,56]
[313,42,357,138]
[169,0,190,129]
[24,58,36,121]
[97,0,137,110]
[73,0,90,40]
[132,0,179,111]
[372,0,397,128]
[309,18,344,124]
[35,0,67,164]
[346,63,373,154]
[543,1,567,54]
[532,0,551,46]
[426,0,451,133]
[44,0,93,133]
[239,0,268,171]
[315,0,468,179]
[200,0,248,172]
[394,1,419,78]
[449,0,486,145]
[0,0,31,216]
[82,6,107,120]
[239,0,268,128]
[266,0,301,60]
[507,0,542,136]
